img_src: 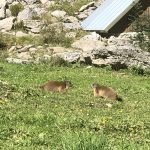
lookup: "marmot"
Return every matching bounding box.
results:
[40,80,72,92]
[91,83,122,101]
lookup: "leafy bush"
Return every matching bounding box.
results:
[0,32,15,49]
[41,26,73,47]
[12,21,27,32]
[9,3,24,17]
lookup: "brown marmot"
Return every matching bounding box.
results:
[40,80,72,92]
[91,83,122,101]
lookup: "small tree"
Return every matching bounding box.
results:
[130,3,150,52]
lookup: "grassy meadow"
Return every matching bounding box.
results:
[0,61,150,150]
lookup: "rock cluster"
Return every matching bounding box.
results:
[0,0,149,69]
[7,32,150,69]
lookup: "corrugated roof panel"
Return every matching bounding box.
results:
[81,0,139,32]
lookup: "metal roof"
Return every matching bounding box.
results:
[81,0,139,32]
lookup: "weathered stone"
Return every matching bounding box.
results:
[27,4,47,16]
[23,0,39,5]
[0,0,7,8]
[63,16,78,23]
[16,31,28,37]
[63,22,81,30]
[8,46,16,53]
[6,9,11,17]
[51,10,66,18]
[17,52,32,60]
[6,0,15,4]
[23,20,43,33]
[0,17,15,31]
[17,7,37,21]
[6,58,31,64]
[72,39,107,51]
[0,8,6,19]
[82,32,101,41]
[77,13,88,20]
[79,2,95,12]
[17,45,33,52]
[29,47,38,54]
[55,51,81,63]
[40,0,49,4]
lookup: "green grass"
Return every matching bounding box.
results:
[49,0,93,16]
[0,61,150,150]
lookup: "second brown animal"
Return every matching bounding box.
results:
[91,83,122,101]
[40,80,72,92]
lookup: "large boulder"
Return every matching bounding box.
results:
[17,7,37,21]
[54,51,81,63]
[0,17,15,31]
[0,8,6,19]
[71,33,107,51]
[82,45,150,69]
[0,0,7,8]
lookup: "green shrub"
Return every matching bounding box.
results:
[41,26,73,47]
[16,35,43,46]
[40,56,71,67]
[49,0,92,16]
[10,3,24,17]
[0,32,15,49]
[12,21,27,32]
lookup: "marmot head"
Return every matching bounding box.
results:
[91,83,100,88]
[64,80,73,87]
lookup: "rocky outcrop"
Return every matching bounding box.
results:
[6,32,150,70]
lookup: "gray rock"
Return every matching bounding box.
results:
[55,51,81,63]
[0,0,7,8]
[40,0,49,4]
[17,7,37,21]
[16,31,28,37]
[23,0,39,5]
[17,45,33,52]
[63,22,81,30]
[72,39,107,51]
[63,16,78,23]
[0,17,15,31]
[82,32,101,41]
[51,10,66,18]
[77,13,88,20]
[24,20,43,33]
[17,52,32,60]
[6,9,11,17]
[0,8,6,19]
[6,57,31,64]
[79,2,95,12]
[6,0,15,4]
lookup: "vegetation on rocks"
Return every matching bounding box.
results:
[10,3,24,17]
[49,0,93,16]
